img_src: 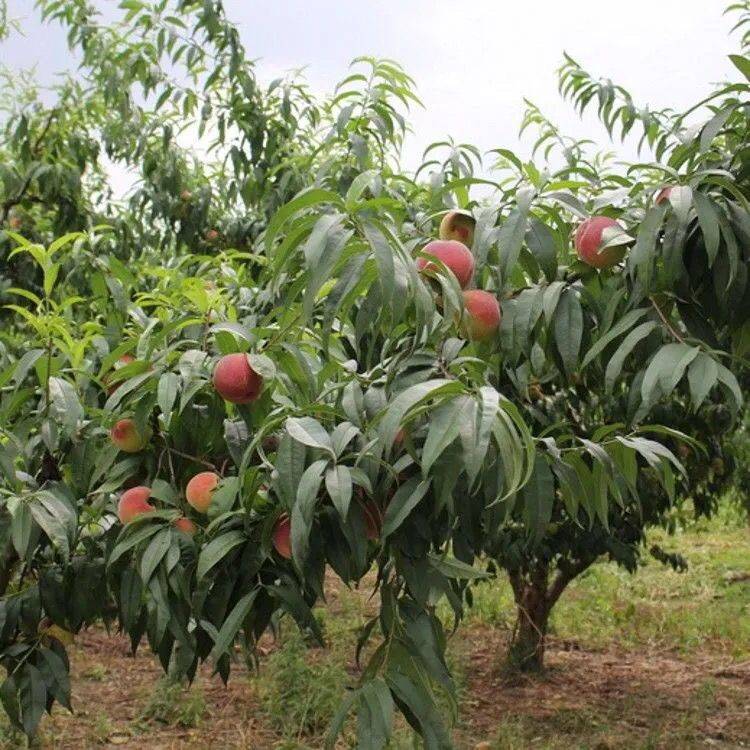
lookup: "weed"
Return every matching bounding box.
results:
[137,678,206,728]
[259,629,347,743]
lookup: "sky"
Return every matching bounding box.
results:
[2,0,740,187]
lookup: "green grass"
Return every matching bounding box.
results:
[464,511,750,659]
[258,628,349,745]
[136,677,207,729]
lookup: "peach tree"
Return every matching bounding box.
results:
[0,0,747,746]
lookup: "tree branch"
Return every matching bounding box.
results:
[547,557,596,607]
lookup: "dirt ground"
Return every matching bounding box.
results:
[6,517,750,749]
[13,624,747,750]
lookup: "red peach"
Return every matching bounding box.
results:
[272,513,292,559]
[462,290,501,341]
[416,240,475,289]
[439,211,476,248]
[117,486,155,524]
[655,186,673,205]
[185,471,220,514]
[110,418,150,453]
[574,216,626,269]
[212,353,263,404]
[174,517,197,535]
[205,229,219,242]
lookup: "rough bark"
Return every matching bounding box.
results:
[506,558,596,672]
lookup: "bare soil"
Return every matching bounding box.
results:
[16,624,748,750]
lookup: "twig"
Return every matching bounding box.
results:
[650,296,685,344]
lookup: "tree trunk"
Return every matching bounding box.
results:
[505,558,596,673]
[507,569,550,672]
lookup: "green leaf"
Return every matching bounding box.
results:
[421,396,470,475]
[582,308,650,369]
[686,353,718,410]
[521,454,554,546]
[461,386,499,485]
[140,528,172,581]
[209,588,258,663]
[19,665,46,737]
[628,205,666,286]
[524,219,558,282]
[325,689,359,750]
[693,192,721,266]
[428,554,488,580]
[108,523,162,566]
[382,477,431,537]
[379,379,463,449]
[715,362,743,413]
[729,54,750,81]
[291,459,327,566]
[385,671,452,750]
[554,288,583,376]
[640,343,699,410]
[699,107,733,153]
[361,221,395,307]
[28,497,70,560]
[47,378,83,432]
[264,188,341,252]
[357,679,394,750]
[325,464,353,519]
[196,530,246,580]
[157,373,179,423]
[273,431,307,509]
[498,189,533,281]
[605,321,658,392]
[286,417,334,457]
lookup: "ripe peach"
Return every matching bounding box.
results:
[8,216,22,230]
[416,240,474,289]
[185,471,220,514]
[439,211,476,248]
[174,517,197,535]
[574,216,626,269]
[117,486,155,524]
[110,418,150,453]
[212,353,263,404]
[205,229,219,242]
[655,186,673,205]
[180,189,193,202]
[461,290,501,341]
[272,513,292,559]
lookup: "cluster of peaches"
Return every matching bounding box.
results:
[416,211,502,341]
[109,351,380,560]
[108,199,661,554]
